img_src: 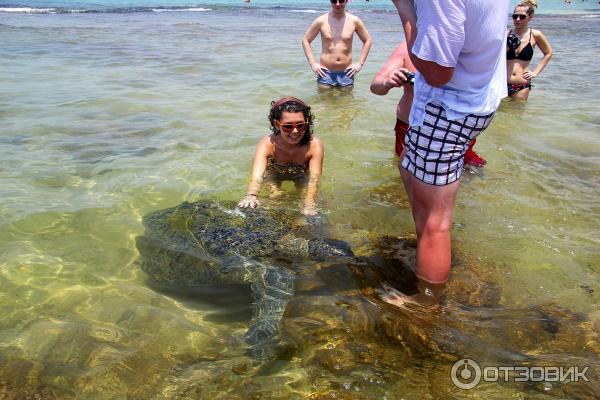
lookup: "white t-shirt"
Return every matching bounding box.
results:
[409,0,511,126]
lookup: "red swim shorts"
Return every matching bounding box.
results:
[394,119,410,157]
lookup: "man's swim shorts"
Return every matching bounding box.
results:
[401,102,494,185]
[394,119,409,157]
[317,69,354,87]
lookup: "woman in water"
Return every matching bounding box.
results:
[507,0,553,100]
[238,97,324,215]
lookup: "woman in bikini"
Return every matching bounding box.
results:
[507,0,553,100]
[238,97,324,216]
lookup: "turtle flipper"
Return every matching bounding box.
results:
[213,257,294,346]
[245,264,295,346]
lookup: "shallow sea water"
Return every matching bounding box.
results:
[1,4,600,399]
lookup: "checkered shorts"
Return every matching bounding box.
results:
[401,103,495,185]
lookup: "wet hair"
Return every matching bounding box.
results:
[268,96,315,146]
[516,0,537,16]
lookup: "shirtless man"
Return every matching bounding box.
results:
[370,42,486,165]
[302,0,372,89]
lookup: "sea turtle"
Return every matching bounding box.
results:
[135,199,353,347]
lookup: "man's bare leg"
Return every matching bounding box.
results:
[381,166,459,307]
[408,173,459,283]
[318,84,334,90]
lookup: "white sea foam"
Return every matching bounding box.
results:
[0,7,55,13]
[218,204,246,218]
[152,7,211,12]
[290,9,318,13]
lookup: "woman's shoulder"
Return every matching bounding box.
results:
[256,135,276,153]
[531,28,545,39]
[309,135,323,145]
[530,28,549,46]
[308,136,324,152]
[258,134,276,145]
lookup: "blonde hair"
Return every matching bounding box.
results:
[517,0,537,16]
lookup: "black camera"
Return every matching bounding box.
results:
[507,33,521,50]
[404,71,416,85]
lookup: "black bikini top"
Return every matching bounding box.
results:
[507,29,534,61]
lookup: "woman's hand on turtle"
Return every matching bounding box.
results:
[238,195,259,209]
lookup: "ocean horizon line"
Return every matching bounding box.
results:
[1,0,599,15]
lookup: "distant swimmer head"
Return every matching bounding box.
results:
[269,96,315,145]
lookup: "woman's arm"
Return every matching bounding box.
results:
[238,137,271,208]
[524,29,553,80]
[303,137,324,215]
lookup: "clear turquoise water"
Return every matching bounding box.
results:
[0,3,599,399]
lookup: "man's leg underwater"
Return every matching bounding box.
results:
[382,170,459,307]
[408,175,459,284]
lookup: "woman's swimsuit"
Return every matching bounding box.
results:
[506,29,534,61]
[507,29,534,95]
[508,82,532,95]
[264,157,308,183]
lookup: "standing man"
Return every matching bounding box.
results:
[370,42,487,165]
[302,0,372,89]
[381,0,510,306]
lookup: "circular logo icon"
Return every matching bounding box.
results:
[451,359,482,390]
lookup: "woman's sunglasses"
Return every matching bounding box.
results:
[279,121,308,133]
[330,0,347,4]
[512,13,528,20]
